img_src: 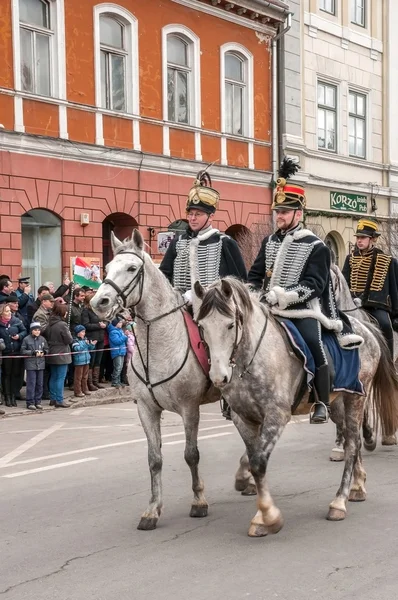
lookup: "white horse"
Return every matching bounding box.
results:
[90,230,227,531]
[194,277,398,536]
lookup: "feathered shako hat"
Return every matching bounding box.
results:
[272,157,305,210]
[354,218,381,238]
[186,167,220,215]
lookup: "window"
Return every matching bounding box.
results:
[94,5,139,115]
[351,0,365,27]
[167,35,190,124]
[319,0,335,15]
[220,44,253,138]
[100,15,127,111]
[19,0,52,96]
[317,82,337,152]
[349,91,366,158]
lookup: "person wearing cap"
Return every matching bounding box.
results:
[342,219,398,358]
[15,276,34,327]
[21,322,49,410]
[27,285,50,325]
[32,293,55,333]
[71,325,97,398]
[248,158,362,424]
[159,169,247,300]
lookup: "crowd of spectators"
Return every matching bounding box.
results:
[0,274,134,414]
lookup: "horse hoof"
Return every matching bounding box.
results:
[267,515,284,535]
[327,508,346,521]
[248,523,268,537]
[329,448,344,462]
[235,479,249,492]
[349,489,366,502]
[137,517,158,531]
[190,505,208,518]
[363,438,377,452]
[381,435,397,446]
[241,484,257,496]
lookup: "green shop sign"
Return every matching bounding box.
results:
[330,191,368,213]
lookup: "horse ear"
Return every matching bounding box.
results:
[132,228,144,250]
[111,231,123,254]
[221,279,233,299]
[194,280,205,299]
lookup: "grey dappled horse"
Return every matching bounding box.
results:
[194,277,398,536]
[330,263,398,458]
[90,230,226,531]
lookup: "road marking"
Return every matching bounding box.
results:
[0,423,65,467]
[98,407,136,411]
[0,424,234,469]
[3,457,98,478]
[70,408,86,416]
[164,432,233,445]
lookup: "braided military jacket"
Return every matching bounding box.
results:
[342,247,398,314]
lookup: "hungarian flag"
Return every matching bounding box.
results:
[73,257,102,290]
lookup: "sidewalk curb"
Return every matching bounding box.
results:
[0,388,132,419]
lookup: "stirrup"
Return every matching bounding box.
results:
[309,401,329,424]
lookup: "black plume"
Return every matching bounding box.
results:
[278,157,300,180]
[196,170,212,188]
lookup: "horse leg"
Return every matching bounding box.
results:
[235,451,256,496]
[330,423,345,462]
[181,409,209,518]
[233,414,284,537]
[136,401,163,531]
[362,402,377,452]
[349,445,367,502]
[328,395,363,521]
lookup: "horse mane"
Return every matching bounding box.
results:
[197,277,254,321]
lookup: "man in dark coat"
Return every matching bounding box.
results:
[342,219,398,358]
[160,169,247,299]
[248,158,362,424]
[15,276,34,327]
[0,277,13,304]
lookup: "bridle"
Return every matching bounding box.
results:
[103,250,145,309]
[102,249,188,408]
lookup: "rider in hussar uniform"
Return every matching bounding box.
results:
[248,158,362,424]
[342,219,398,359]
[160,169,247,420]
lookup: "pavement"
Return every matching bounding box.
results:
[0,383,132,418]
[1,404,398,600]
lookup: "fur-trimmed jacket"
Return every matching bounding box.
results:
[248,226,362,348]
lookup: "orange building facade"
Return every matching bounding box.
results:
[0,0,289,288]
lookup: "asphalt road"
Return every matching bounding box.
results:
[1,404,398,600]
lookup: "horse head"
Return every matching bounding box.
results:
[195,277,252,388]
[91,229,146,319]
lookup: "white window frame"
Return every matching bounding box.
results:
[94,4,139,115]
[317,80,338,153]
[220,43,253,138]
[161,24,201,128]
[348,89,367,159]
[319,0,336,16]
[11,0,66,99]
[351,0,366,27]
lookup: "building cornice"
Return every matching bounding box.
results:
[0,130,272,188]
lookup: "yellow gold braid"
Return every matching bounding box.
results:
[349,252,391,293]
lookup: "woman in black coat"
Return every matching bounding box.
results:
[46,303,73,408]
[81,292,107,390]
[0,303,27,406]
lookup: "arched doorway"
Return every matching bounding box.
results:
[103,213,139,268]
[225,224,250,241]
[325,231,345,267]
[21,209,62,292]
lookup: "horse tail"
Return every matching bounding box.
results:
[369,326,398,436]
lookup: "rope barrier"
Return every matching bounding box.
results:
[0,346,125,360]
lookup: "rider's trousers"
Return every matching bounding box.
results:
[365,307,394,359]
[290,317,327,369]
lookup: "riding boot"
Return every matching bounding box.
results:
[221,398,232,421]
[4,396,11,407]
[11,395,17,407]
[87,369,98,392]
[92,367,105,389]
[310,365,331,424]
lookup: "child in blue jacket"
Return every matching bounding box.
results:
[107,317,127,388]
[72,325,96,398]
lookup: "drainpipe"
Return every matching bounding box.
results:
[271,13,292,184]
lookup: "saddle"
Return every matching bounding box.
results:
[275,318,364,415]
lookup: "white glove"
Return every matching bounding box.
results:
[353,297,362,308]
[265,290,278,306]
[183,290,193,305]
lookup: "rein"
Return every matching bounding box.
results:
[237,304,268,379]
[103,250,189,408]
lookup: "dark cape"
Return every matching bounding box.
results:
[159,226,247,292]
